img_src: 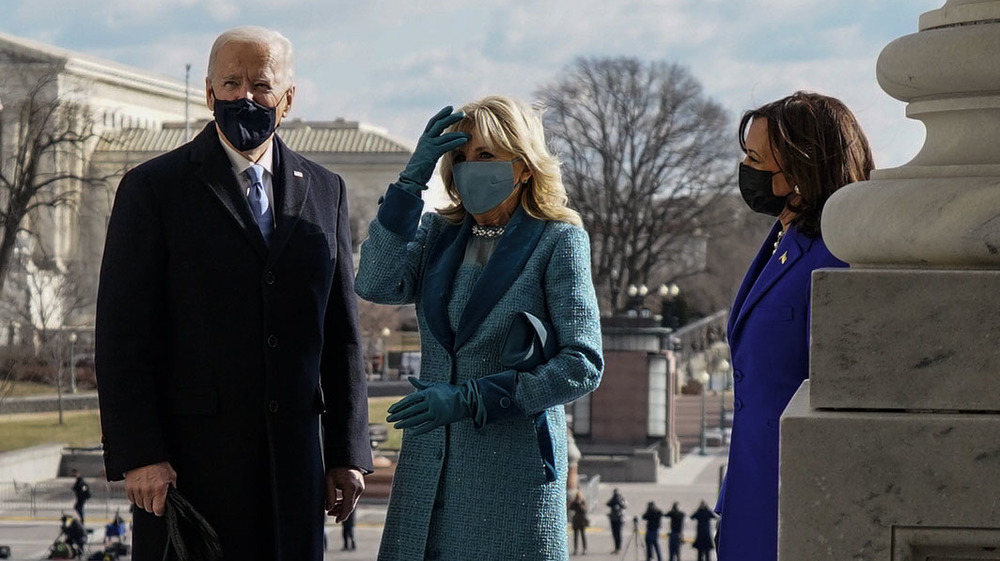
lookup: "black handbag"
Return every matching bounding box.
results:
[501,311,559,482]
[163,487,223,561]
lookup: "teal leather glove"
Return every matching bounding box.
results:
[396,106,470,195]
[386,377,483,436]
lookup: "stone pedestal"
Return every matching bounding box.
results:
[780,382,1000,560]
[778,1,1000,559]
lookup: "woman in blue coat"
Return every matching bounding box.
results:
[356,96,604,560]
[715,92,874,561]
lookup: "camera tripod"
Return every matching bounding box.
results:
[620,516,645,561]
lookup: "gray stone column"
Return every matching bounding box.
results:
[778,2,1000,559]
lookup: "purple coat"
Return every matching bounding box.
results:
[715,222,846,561]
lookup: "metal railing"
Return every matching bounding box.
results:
[0,480,130,520]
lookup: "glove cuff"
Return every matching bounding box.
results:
[460,379,487,428]
[395,173,428,195]
[467,371,523,428]
[376,184,424,239]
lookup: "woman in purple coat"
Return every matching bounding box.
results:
[715,91,874,561]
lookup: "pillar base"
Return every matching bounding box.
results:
[779,381,1000,560]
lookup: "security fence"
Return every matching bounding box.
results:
[0,480,130,520]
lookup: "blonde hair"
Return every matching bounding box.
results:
[438,95,582,227]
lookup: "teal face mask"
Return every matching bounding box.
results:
[452,160,518,214]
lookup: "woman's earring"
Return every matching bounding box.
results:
[794,185,801,195]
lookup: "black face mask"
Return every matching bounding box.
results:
[212,96,278,152]
[738,163,786,217]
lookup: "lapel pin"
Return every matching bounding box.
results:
[293,170,304,178]
[780,251,788,264]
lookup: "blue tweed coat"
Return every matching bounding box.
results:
[356,186,604,561]
[715,222,846,561]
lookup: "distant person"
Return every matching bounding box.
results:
[665,501,686,561]
[607,488,628,553]
[569,490,589,555]
[355,97,604,560]
[691,501,717,561]
[716,91,874,561]
[104,511,127,545]
[70,469,90,526]
[341,508,356,551]
[59,514,87,557]
[95,26,373,561]
[642,501,665,561]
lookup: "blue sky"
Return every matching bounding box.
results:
[2,0,943,167]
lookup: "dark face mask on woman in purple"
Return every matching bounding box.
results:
[738,163,787,216]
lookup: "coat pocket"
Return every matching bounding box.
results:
[167,387,218,416]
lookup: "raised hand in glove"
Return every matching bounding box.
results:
[386,377,481,436]
[396,106,470,194]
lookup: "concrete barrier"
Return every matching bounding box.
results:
[0,392,99,415]
[0,444,65,483]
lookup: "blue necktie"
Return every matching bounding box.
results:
[243,164,273,244]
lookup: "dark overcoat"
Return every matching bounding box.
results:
[715,223,846,561]
[95,124,373,561]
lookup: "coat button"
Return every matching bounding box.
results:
[499,397,511,409]
[268,400,279,413]
[264,271,276,285]
[733,369,744,383]
[267,335,278,348]
[733,398,743,412]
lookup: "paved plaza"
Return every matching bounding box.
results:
[0,447,727,560]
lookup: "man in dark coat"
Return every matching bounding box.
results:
[642,501,665,561]
[665,502,686,561]
[95,26,372,561]
[607,488,627,553]
[70,469,90,526]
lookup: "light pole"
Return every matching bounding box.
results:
[68,332,77,394]
[626,283,648,315]
[380,327,391,379]
[717,359,730,445]
[699,370,710,456]
[658,283,680,328]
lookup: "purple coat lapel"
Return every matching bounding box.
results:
[729,223,813,345]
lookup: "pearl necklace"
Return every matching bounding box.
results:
[773,228,785,253]
[472,225,505,238]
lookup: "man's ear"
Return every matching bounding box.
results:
[282,85,296,117]
[205,78,215,111]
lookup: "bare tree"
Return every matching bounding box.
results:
[537,57,736,314]
[0,252,94,419]
[0,68,108,296]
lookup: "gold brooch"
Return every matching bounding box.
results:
[779,252,788,264]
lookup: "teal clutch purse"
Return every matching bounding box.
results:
[501,311,559,482]
[501,311,558,371]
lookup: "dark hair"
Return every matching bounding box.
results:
[739,91,874,237]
